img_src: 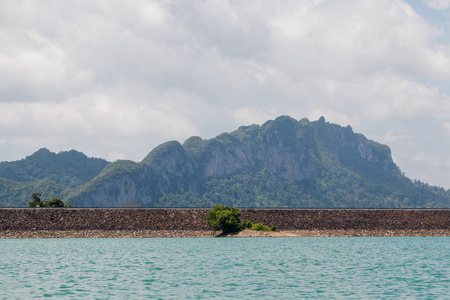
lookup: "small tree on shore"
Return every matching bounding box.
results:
[206,204,242,233]
[206,204,277,234]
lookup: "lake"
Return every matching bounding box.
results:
[1,237,448,299]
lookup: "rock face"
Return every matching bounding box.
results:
[67,116,398,207]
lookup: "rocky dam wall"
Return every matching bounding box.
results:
[0,208,448,232]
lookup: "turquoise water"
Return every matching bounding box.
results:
[0,237,449,299]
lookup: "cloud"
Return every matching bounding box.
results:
[441,122,450,137]
[423,0,450,10]
[232,107,280,127]
[384,129,410,143]
[0,0,450,187]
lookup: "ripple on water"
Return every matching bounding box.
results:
[0,237,448,298]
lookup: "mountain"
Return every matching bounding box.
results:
[0,149,109,207]
[64,116,449,208]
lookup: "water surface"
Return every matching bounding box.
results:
[1,237,448,299]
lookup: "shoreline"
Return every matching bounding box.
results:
[1,228,449,239]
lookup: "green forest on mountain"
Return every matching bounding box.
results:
[0,116,449,208]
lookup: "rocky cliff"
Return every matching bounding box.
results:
[65,116,421,208]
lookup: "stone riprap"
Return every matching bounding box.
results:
[241,209,449,231]
[0,209,448,234]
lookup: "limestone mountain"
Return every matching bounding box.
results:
[0,149,109,207]
[65,116,449,208]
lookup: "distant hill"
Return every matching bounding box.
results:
[0,149,109,207]
[60,116,449,208]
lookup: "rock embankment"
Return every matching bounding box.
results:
[0,209,448,238]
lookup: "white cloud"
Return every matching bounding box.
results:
[423,0,450,10]
[0,0,450,187]
[106,151,127,162]
[412,153,427,162]
[232,107,280,127]
[441,122,450,137]
[138,1,169,29]
[384,129,410,143]
[267,0,448,77]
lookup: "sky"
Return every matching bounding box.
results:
[0,0,449,189]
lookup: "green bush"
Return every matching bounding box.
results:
[251,223,271,231]
[206,204,242,233]
[242,220,277,231]
[242,219,253,229]
[206,205,277,234]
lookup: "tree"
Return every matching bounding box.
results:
[28,193,71,208]
[205,204,242,233]
[42,198,65,207]
[28,192,43,207]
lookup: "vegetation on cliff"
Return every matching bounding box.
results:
[1,116,450,208]
[67,116,450,208]
[0,149,109,207]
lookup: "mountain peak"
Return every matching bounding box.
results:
[28,148,53,158]
[3,115,448,208]
[63,115,449,209]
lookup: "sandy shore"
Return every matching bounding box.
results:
[1,228,448,239]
